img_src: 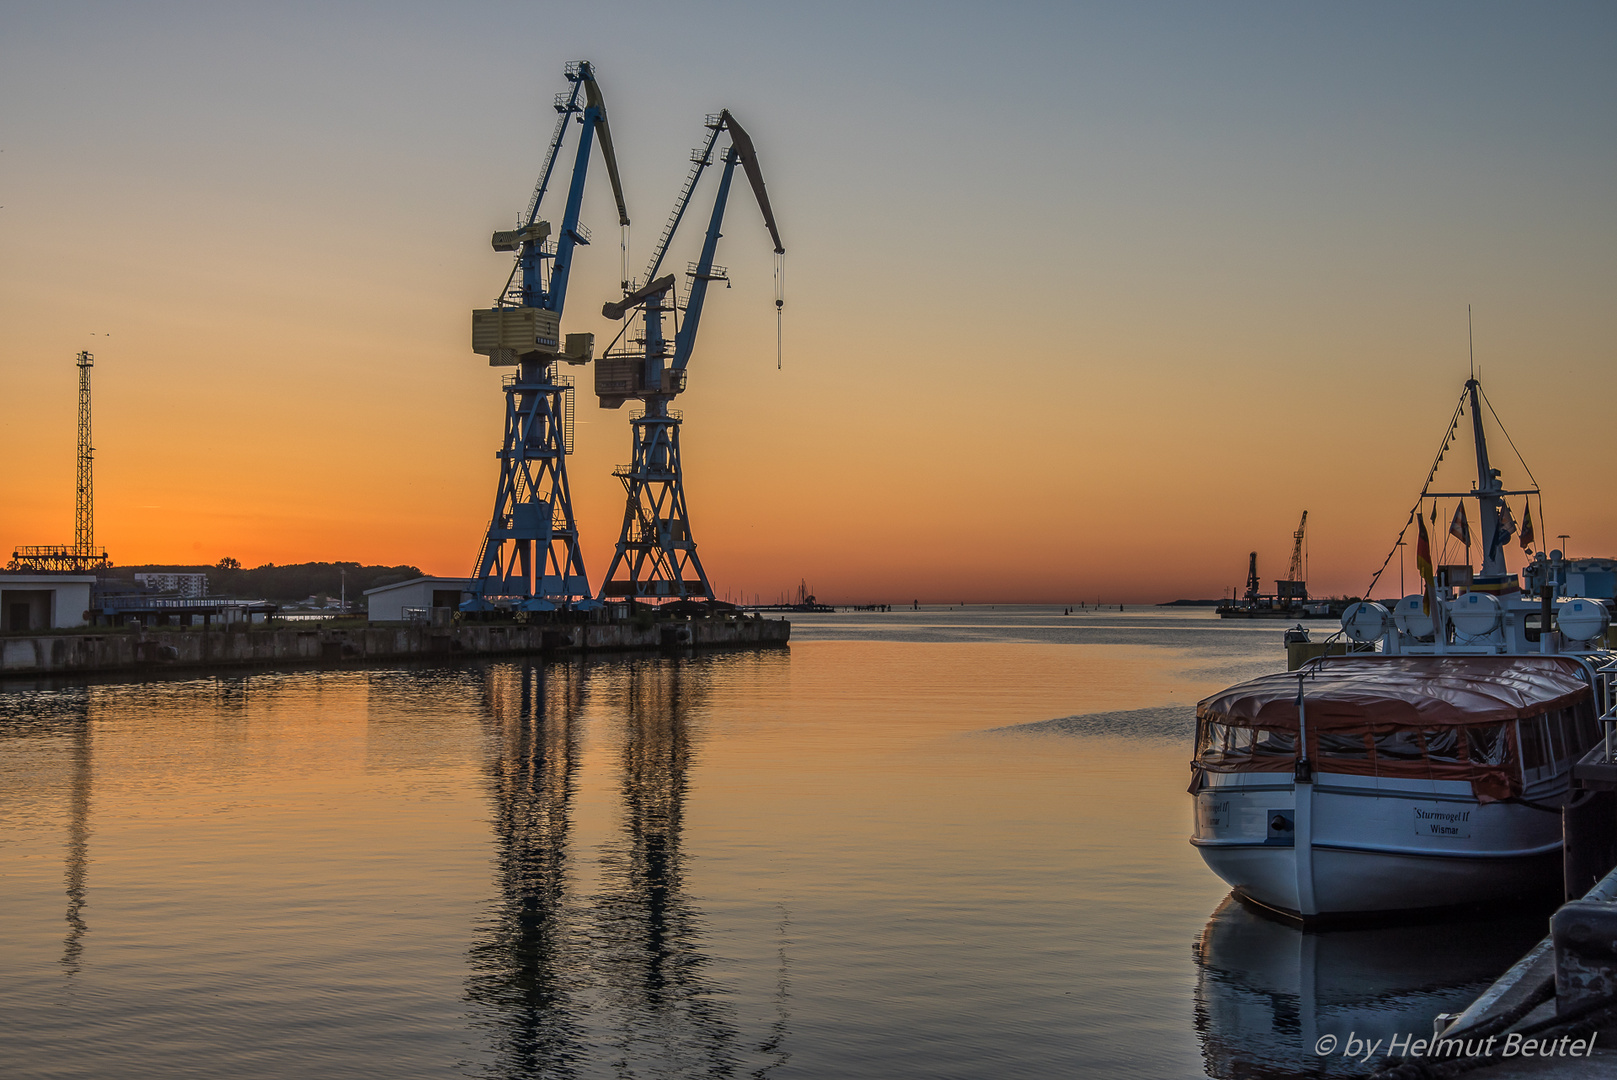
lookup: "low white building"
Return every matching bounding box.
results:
[1,573,97,631]
[363,577,473,622]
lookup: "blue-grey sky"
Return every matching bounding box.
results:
[3,2,1613,599]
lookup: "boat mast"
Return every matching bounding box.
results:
[1466,377,1506,577]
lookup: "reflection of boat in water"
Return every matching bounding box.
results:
[1191,378,1615,920]
[1193,895,1546,1079]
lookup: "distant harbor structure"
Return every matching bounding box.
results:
[1216,511,1348,619]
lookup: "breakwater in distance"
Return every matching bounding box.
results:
[0,616,789,678]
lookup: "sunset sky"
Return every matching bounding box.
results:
[2,2,1613,603]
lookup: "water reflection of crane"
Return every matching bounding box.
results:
[589,658,740,1076]
[466,659,588,1077]
[466,654,790,1077]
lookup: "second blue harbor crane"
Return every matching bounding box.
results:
[593,110,785,603]
[466,60,628,613]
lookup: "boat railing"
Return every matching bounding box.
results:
[1599,657,1617,764]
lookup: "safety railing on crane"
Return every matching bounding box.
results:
[612,462,677,481]
[687,260,727,281]
[627,407,683,422]
[501,369,574,390]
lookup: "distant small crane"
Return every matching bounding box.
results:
[1287,511,1308,584]
[593,110,784,602]
[1277,510,1308,603]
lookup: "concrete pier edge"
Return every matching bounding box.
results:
[0,617,790,680]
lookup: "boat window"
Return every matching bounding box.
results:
[1197,722,1256,764]
[1424,728,1462,763]
[1225,728,1256,758]
[1372,730,1425,762]
[1518,718,1549,773]
[1464,724,1508,766]
[1571,704,1603,753]
[1253,729,1295,756]
[1545,713,1566,764]
[1317,732,1371,759]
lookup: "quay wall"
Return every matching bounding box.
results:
[0,618,790,678]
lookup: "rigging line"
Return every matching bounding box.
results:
[1477,384,1542,491]
[1364,390,1467,598]
[495,259,521,307]
[1365,509,1418,601]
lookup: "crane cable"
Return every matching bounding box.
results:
[774,252,785,370]
[620,223,631,292]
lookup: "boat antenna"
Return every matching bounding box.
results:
[1468,304,1474,383]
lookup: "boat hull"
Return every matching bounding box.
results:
[1191,772,1563,919]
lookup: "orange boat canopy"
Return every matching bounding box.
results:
[1196,655,1592,733]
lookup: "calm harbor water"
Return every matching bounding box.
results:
[0,608,1547,1079]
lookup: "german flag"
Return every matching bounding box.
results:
[1416,513,1435,614]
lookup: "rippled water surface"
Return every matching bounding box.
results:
[0,609,1547,1078]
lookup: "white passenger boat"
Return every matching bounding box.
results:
[1190,378,1615,922]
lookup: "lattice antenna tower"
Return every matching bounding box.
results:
[6,350,110,572]
[75,351,94,556]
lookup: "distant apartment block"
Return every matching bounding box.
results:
[134,572,209,598]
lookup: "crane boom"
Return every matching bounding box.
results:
[672,110,784,370]
[718,110,784,254]
[580,71,630,228]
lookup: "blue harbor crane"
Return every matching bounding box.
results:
[593,110,784,602]
[465,61,629,613]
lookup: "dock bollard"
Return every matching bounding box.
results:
[1551,899,1617,1015]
